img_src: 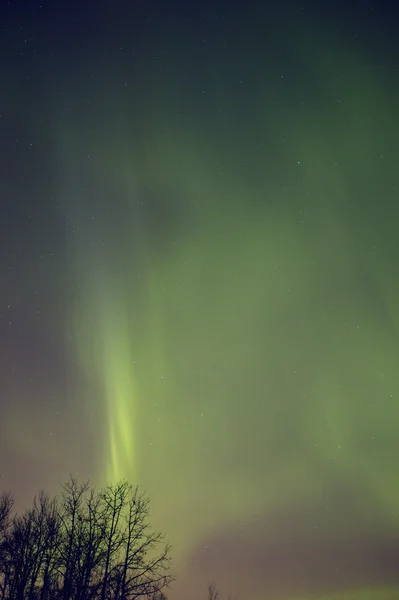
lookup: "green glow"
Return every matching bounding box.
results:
[71,274,137,482]
[100,292,137,482]
[60,21,399,600]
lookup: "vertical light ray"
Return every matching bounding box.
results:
[99,289,137,482]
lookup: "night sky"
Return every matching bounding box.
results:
[1,1,399,599]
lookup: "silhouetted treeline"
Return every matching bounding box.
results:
[0,478,172,600]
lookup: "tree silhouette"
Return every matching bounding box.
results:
[0,478,172,600]
[207,582,238,600]
[0,491,15,598]
[207,582,219,600]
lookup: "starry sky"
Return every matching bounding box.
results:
[1,1,399,599]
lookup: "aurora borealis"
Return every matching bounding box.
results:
[2,0,399,598]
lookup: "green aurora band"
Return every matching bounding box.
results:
[59,22,399,600]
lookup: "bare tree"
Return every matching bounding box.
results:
[73,487,105,600]
[0,492,14,599]
[111,485,173,600]
[58,477,91,600]
[37,494,61,600]
[0,491,61,600]
[6,506,42,600]
[0,478,172,600]
[207,582,219,600]
[0,493,13,538]
[98,481,129,600]
[26,492,60,600]
[207,583,238,600]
